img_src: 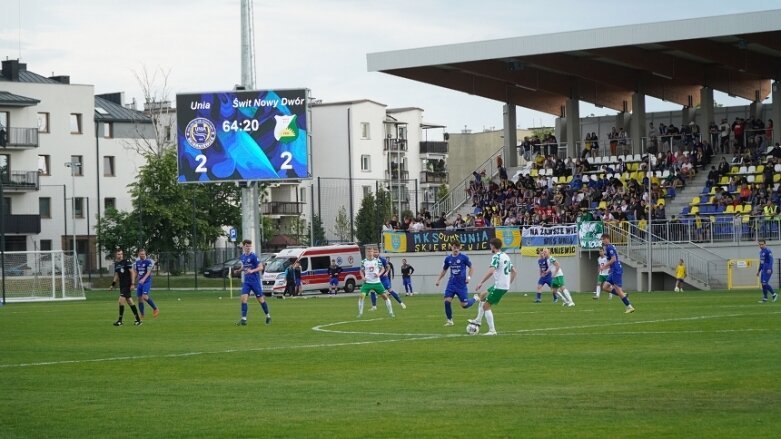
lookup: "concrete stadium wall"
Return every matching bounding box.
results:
[382,241,781,295]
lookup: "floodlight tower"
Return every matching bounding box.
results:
[240,0,261,250]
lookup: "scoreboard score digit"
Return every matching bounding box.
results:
[176,89,310,182]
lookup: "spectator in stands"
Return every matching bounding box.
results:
[766,119,774,143]
[738,183,752,203]
[590,132,600,156]
[582,133,593,159]
[608,127,619,155]
[388,215,399,230]
[520,136,532,162]
[717,156,730,178]
[707,166,719,187]
[719,118,731,153]
[709,121,720,147]
[732,117,745,150]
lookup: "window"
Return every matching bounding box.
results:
[103,156,115,176]
[102,122,113,138]
[73,197,84,218]
[360,122,370,139]
[0,112,7,147]
[299,187,306,203]
[0,153,8,178]
[39,197,51,218]
[360,154,371,172]
[2,197,10,214]
[298,258,309,271]
[311,256,331,271]
[38,155,50,176]
[69,113,82,134]
[37,112,50,133]
[70,155,83,176]
[398,126,407,140]
[40,239,52,251]
[164,126,172,142]
[104,197,116,210]
[362,185,372,197]
[0,111,8,128]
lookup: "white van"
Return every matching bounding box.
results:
[261,244,363,295]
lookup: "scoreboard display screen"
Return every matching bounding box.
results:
[176,89,310,182]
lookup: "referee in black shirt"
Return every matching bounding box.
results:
[110,248,142,326]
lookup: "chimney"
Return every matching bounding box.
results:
[96,92,124,105]
[49,75,70,84]
[1,59,22,81]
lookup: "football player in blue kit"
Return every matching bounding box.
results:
[434,241,478,326]
[236,239,271,326]
[601,234,635,313]
[134,248,159,319]
[372,252,406,310]
[757,240,778,303]
[533,248,557,303]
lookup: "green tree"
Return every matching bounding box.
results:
[332,206,352,242]
[437,184,449,201]
[97,149,241,257]
[355,193,377,246]
[260,216,276,250]
[307,214,326,246]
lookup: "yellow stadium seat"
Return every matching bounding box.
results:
[730,166,739,174]
[756,175,764,183]
[756,165,764,174]
[657,199,666,206]
[734,205,744,214]
[743,204,752,213]
[725,205,735,214]
[708,196,715,204]
[719,176,729,185]
[775,174,781,183]
[710,186,718,194]
[742,215,751,224]
[530,169,538,177]
[690,206,699,215]
[598,201,607,210]
[690,196,700,205]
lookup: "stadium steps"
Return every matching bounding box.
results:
[665,157,723,218]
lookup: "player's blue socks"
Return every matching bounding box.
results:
[370,292,377,306]
[139,302,145,316]
[241,302,248,318]
[146,298,157,310]
[261,301,269,315]
[535,292,541,301]
[389,290,403,304]
[445,301,453,320]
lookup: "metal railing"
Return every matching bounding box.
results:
[2,127,39,147]
[385,170,409,181]
[648,216,781,244]
[431,146,503,217]
[606,221,724,289]
[1,171,40,190]
[419,171,447,184]
[419,141,448,154]
[383,139,408,152]
[261,201,303,215]
[2,214,41,234]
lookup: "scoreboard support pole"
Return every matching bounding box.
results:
[241,183,261,256]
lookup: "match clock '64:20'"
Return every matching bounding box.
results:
[176,89,310,183]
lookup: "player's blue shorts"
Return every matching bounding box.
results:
[538,276,552,287]
[242,281,263,297]
[403,277,412,288]
[295,279,301,287]
[760,270,773,284]
[606,271,623,288]
[444,285,469,303]
[136,281,151,296]
[329,276,339,286]
[381,277,392,290]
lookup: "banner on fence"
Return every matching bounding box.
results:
[383,232,408,253]
[382,229,496,253]
[577,221,604,249]
[520,225,578,257]
[494,226,522,249]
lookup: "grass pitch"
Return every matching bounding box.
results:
[1,290,779,438]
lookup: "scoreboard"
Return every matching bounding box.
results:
[176,89,310,182]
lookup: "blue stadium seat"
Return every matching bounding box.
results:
[681,206,691,216]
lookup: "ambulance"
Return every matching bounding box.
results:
[261,244,364,295]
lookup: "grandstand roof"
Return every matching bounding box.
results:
[367,9,781,116]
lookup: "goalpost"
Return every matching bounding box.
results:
[726,259,761,290]
[1,250,86,302]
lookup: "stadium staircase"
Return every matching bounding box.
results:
[605,222,728,290]
[665,153,730,217]
[432,147,504,217]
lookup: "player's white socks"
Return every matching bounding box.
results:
[595,285,601,298]
[555,291,564,302]
[485,310,495,332]
[475,303,485,323]
[562,289,573,305]
[358,298,364,315]
[384,298,393,315]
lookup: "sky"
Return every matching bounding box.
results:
[1,0,779,134]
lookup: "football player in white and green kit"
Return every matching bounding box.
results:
[470,238,517,336]
[357,247,394,319]
[546,248,574,307]
[593,248,610,300]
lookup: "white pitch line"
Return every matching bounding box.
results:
[509,328,775,336]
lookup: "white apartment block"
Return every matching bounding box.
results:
[309,100,448,242]
[1,60,153,272]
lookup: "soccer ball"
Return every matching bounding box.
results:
[674,287,680,292]
[466,322,480,335]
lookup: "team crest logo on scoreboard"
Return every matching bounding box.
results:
[273,115,299,143]
[185,117,217,150]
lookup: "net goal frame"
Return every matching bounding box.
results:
[726,259,761,290]
[1,250,86,302]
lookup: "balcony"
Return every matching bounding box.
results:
[384,138,408,152]
[420,171,448,184]
[261,201,303,216]
[1,171,39,191]
[385,170,409,181]
[0,127,39,148]
[419,141,448,155]
[2,214,41,234]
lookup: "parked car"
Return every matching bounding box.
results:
[1,262,30,277]
[202,258,242,278]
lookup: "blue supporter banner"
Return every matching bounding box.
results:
[521,225,579,257]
